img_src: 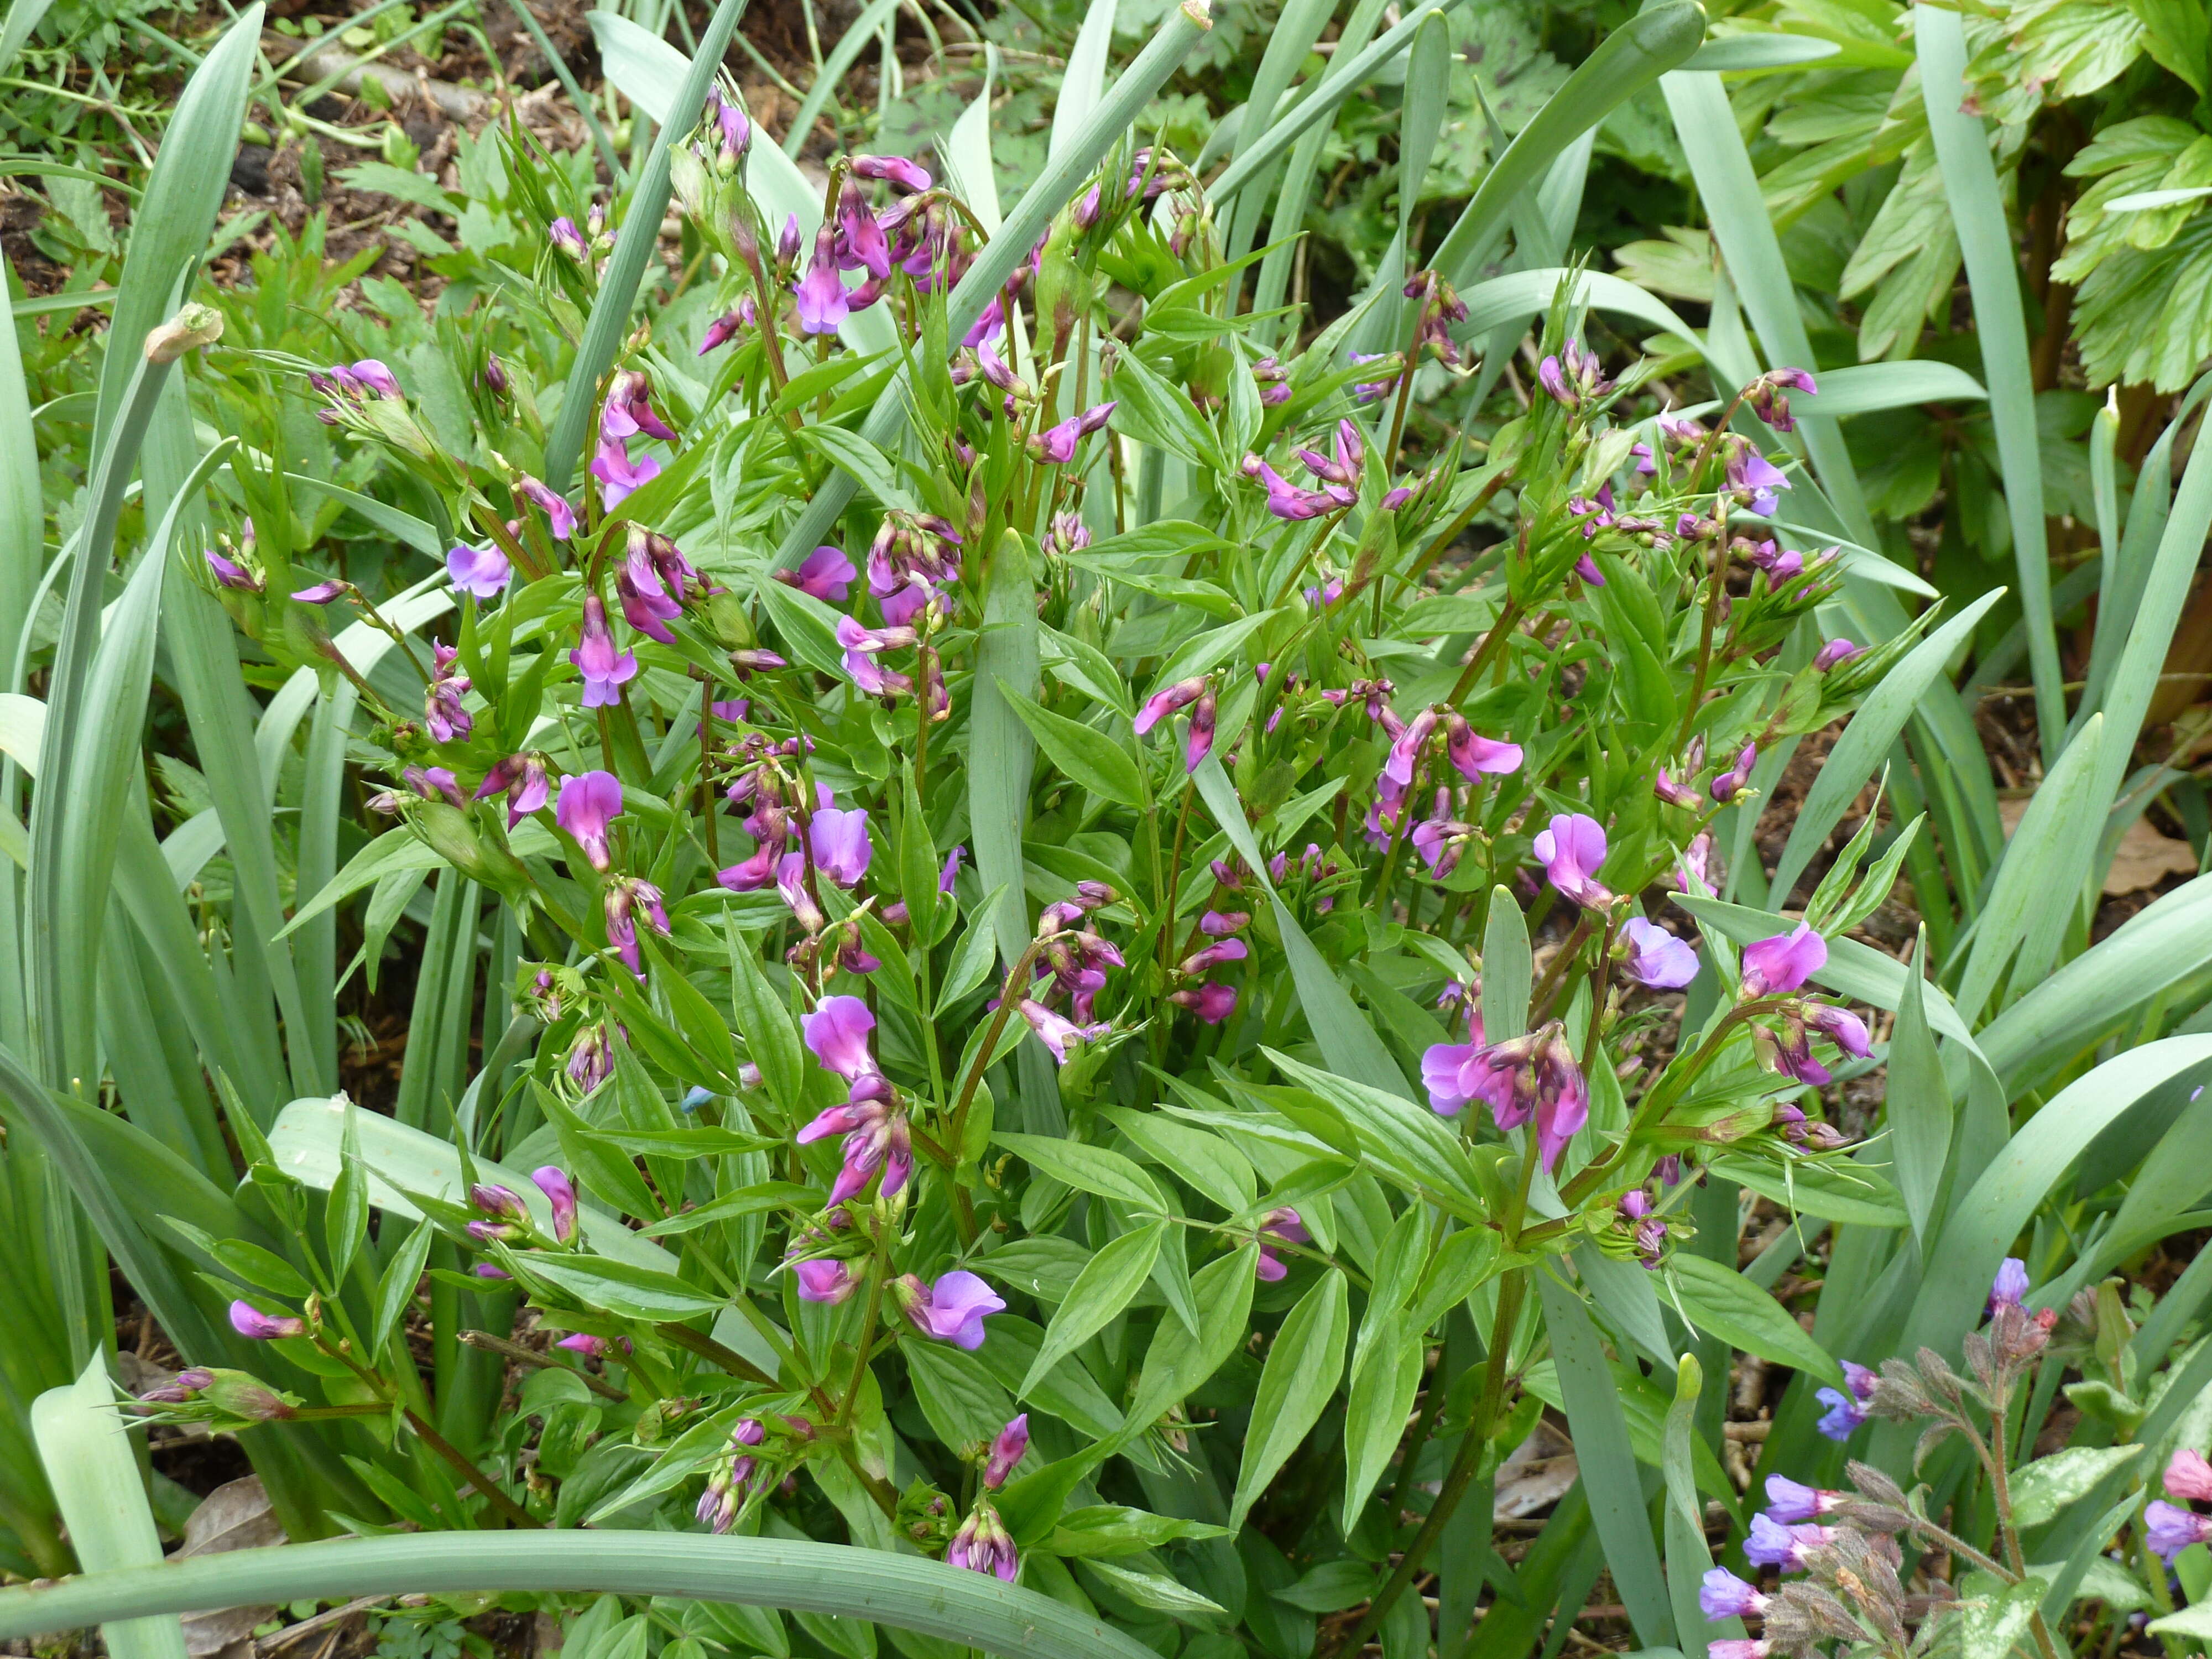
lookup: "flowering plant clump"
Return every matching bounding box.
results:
[20,6,2212,1655]
[152,74,1940,1631]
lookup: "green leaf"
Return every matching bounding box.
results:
[510,1252,726,1322]
[1483,887,1533,1042]
[1101,1107,1256,1214]
[1537,1270,1674,1650]
[2007,1447,2143,1528]
[1919,8,2062,757]
[0,1534,1162,1659]
[1959,1574,2049,1659]
[1705,1155,1907,1230]
[373,1219,435,1355]
[1122,1246,1260,1434]
[1886,931,1950,1245]
[1232,1270,1349,1528]
[994,1131,1165,1212]
[791,426,917,513]
[1666,1255,1843,1386]
[996,680,1144,808]
[1047,1506,1224,1559]
[1261,1049,1486,1218]
[1019,1222,1164,1399]
[1342,1319,1425,1530]
[727,916,804,1117]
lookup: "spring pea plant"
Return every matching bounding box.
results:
[144,89,1929,1657]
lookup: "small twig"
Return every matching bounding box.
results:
[258,1595,389,1654]
[460,1328,627,1400]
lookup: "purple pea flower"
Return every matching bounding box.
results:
[405,765,466,808]
[795,1258,860,1303]
[1813,638,1863,671]
[1620,917,1699,989]
[1711,744,1758,805]
[1726,440,1792,516]
[853,154,932,192]
[530,1166,579,1243]
[1445,713,1522,780]
[1255,1208,1308,1281]
[1747,367,1818,432]
[780,545,855,603]
[699,310,745,354]
[570,594,640,708]
[591,437,662,510]
[1186,686,1218,773]
[1806,1004,1872,1058]
[207,548,263,593]
[1171,982,1238,1024]
[291,578,351,606]
[517,476,577,540]
[898,1270,1006,1349]
[803,995,879,1082]
[1134,677,1207,737]
[1532,813,1611,907]
[1420,1025,1589,1170]
[349,359,402,399]
[794,226,849,335]
[1028,401,1116,464]
[1018,1000,1109,1065]
[810,806,873,888]
[983,1415,1029,1489]
[940,847,966,893]
[555,770,623,871]
[447,544,512,598]
[947,1505,1018,1580]
[1243,455,1338,520]
[229,1301,305,1340]
[474,753,550,828]
[1741,924,1827,996]
[550,216,588,259]
[836,179,892,279]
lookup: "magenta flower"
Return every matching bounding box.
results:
[615,549,681,646]
[983,1415,1029,1489]
[898,1270,1005,1349]
[1710,744,1758,806]
[555,1334,613,1358]
[795,1258,859,1303]
[1255,1208,1308,1282]
[1620,917,1699,989]
[803,995,879,1082]
[837,614,917,698]
[1806,1004,1871,1058]
[1747,366,1817,432]
[1185,686,1218,773]
[206,548,263,593]
[447,543,512,599]
[699,310,744,354]
[1134,676,1206,737]
[517,476,577,540]
[1243,455,1337,520]
[1709,1643,1774,1659]
[229,1300,305,1340]
[604,877,668,977]
[1421,1025,1588,1169]
[600,369,677,444]
[570,594,639,709]
[1531,813,1611,907]
[947,1505,1018,1580]
[1018,999,1109,1065]
[810,806,873,888]
[1813,638,1863,671]
[1027,401,1115,464]
[474,753,550,828]
[1740,923,1827,996]
[425,643,473,744]
[1725,441,1791,516]
[591,437,662,510]
[940,847,966,893]
[404,765,466,808]
[1655,767,1703,810]
[1619,1189,1666,1267]
[1171,982,1238,1024]
[291,578,351,605]
[799,1079,910,1204]
[555,770,623,871]
[349,359,402,400]
[795,225,849,335]
[550,216,588,259]
[1445,714,1522,780]
[531,1166,578,1243]
[780,545,855,603]
[2167,1449,2212,1501]
[853,154,932,192]
[1180,937,1248,976]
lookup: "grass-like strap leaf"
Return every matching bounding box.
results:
[31,1352,185,1659]
[1661,1356,1731,1656]
[1885,931,1949,1244]
[779,0,905,160]
[0,1534,1161,1659]
[1536,1267,1674,1649]
[1262,1048,1486,1217]
[1765,588,2003,907]
[1231,1269,1348,1528]
[1916,6,2061,760]
[542,0,754,493]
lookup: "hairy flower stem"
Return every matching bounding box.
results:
[1960,1404,2065,1659]
[1333,1268,1530,1655]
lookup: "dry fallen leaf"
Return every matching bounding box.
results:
[1994,797,2197,895]
[176,1477,286,1657]
[1495,1420,1579,1519]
